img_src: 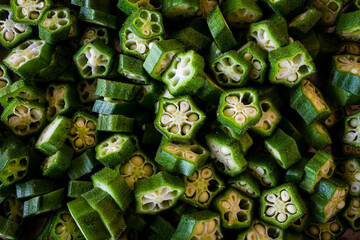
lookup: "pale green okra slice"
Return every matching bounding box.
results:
[78,7,118,29]
[80,26,108,46]
[288,8,322,35]
[196,74,224,106]
[336,158,360,196]
[10,0,51,25]
[298,120,332,150]
[68,111,97,152]
[221,0,262,28]
[305,216,345,240]
[95,79,141,101]
[117,54,149,84]
[67,180,94,198]
[162,0,200,19]
[236,219,284,240]
[97,115,134,133]
[41,144,73,179]
[49,209,84,240]
[217,125,253,154]
[0,64,11,94]
[170,27,211,53]
[337,42,360,55]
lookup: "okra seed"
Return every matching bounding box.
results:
[221,201,231,209]
[266,194,276,203]
[180,101,190,112]
[170,125,179,134]
[351,68,358,74]
[55,224,65,234]
[349,118,359,128]
[224,108,235,117]
[347,209,356,217]
[347,161,357,172]
[280,190,290,202]
[161,115,171,125]
[75,117,85,128]
[247,188,255,195]
[182,124,191,134]
[255,167,265,176]
[244,107,257,117]
[131,156,144,167]
[279,60,290,68]
[220,146,231,155]
[225,96,239,105]
[74,138,84,147]
[69,127,77,135]
[244,52,253,61]
[235,113,246,124]
[254,224,266,235]
[195,222,204,234]
[188,113,199,122]
[207,219,217,233]
[337,200,345,209]
[165,104,177,113]
[201,168,212,179]
[276,71,287,79]
[286,204,297,214]
[85,135,95,146]
[266,207,275,216]
[187,171,198,182]
[253,61,261,70]
[354,199,360,208]
[277,213,287,222]
[198,191,209,203]
[330,222,340,232]
[309,225,320,236]
[346,131,357,142]
[352,183,359,193]
[185,185,196,197]
[321,232,332,240]
[340,189,346,197]
[216,63,224,71]
[288,73,298,82]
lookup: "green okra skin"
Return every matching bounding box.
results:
[118,54,150,84]
[207,5,237,53]
[0,5,32,49]
[15,179,55,199]
[336,158,360,196]
[97,114,134,133]
[297,120,332,150]
[170,27,212,53]
[141,123,163,147]
[0,215,20,240]
[163,0,199,19]
[143,39,186,81]
[204,41,223,64]
[95,79,141,101]
[309,0,343,27]
[4,39,53,80]
[126,8,164,39]
[50,209,84,240]
[228,171,261,198]
[10,0,51,25]
[71,0,114,13]
[289,208,310,233]
[236,219,284,240]
[288,8,322,36]
[136,80,163,110]
[322,81,356,107]
[92,99,136,116]
[80,26,109,46]
[68,111,97,152]
[0,64,11,95]
[299,150,335,193]
[41,144,73,179]
[134,171,185,214]
[149,216,175,240]
[117,0,162,15]
[213,188,254,229]
[285,158,309,184]
[92,167,132,212]
[35,214,55,240]
[279,117,308,154]
[67,180,93,198]
[310,178,349,223]
[269,14,289,36]
[82,188,127,240]
[305,216,345,240]
[23,188,65,218]
[261,0,303,18]
[78,7,118,29]
[67,197,111,240]
[196,74,224,106]
[342,197,360,231]
[67,148,98,180]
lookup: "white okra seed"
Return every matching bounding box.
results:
[224,108,235,117]
[266,207,276,216]
[330,222,340,232]
[321,232,332,240]
[182,124,191,134]
[288,73,298,82]
[347,208,356,217]
[220,146,231,155]
[346,131,357,142]
[180,101,190,112]
[355,172,360,181]
[309,225,320,236]
[266,194,276,203]
[207,219,216,233]
[254,224,266,235]
[277,213,287,222]
[253,61,262,70]
[170,125,179,134]
[279,60,290,68]
[286,204,297,214]
[198,191,209,203]
[165,104,177,113]
[280,190,290,202]
[350,118,359,128]
[225,96,239,105]
[244,52,253,61]
[337,200,345,209]
[201,168,212,179]
[195,222,204,235]
[354,199,360,208]
[187,113,199,122]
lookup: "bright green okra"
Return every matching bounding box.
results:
[50,209,84,240]
[342,197,360,231]
[308,0,343,27]
[39,8,72,44]
[16,179,55,199]
[67,180,93,198]
[0,64,11,94]
[67,148,98,180]
[217,124,253,155]
[10,0,51,25]
[261,0,302,17]
[336,158,360,196]
[92,99,136,116]
[196,74,224,106]
[71,0,113,12]
[78,7,118,29]
[95,79,141,101]
[41,145,73,179]
[80,26,108,46]
[236,219,284,240]
[229,172,261,198]
[117,54,149,84]
[97,115,134,132]
[148,215,175,240]
[288,8,322,35]
[285,158,309,184]
[170,27,211,53]
[298,120,332,150]
[127,8,164,39]
[305,216,345,240]
[247,153,282,187]
[221,0,262,28]
[68,111,97,152]
[117,0,162,15]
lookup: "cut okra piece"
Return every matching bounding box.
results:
[0,215,19,240]
[4,39,52,80]
[162,0,199,19]
[182,163,225,208]
[134,171,184,214]
[96,133,137,167]
[308,0,343,27]
[221,0,262,28]
[247,153,282,187]
[162,50,206,96]
[78,7,118,29]
[71,0,112,12]
[288,8,322,35]
[67,180,93,198]
[310,178,349,223]
[336,158,360,196]
[68,111,97,152]
[50,209,84,240]
[10,0,51,25]
[77,79,100,104]
[92,99,136,116]
[196,74,224,106]
[269,41,316,87]
[1,98,46,137]
[0,64,11,94]
[155,137,209,176]
[207,6,237,53]
[305,216,345,240]
[170,27,211,53]
[116,150,157,190]
[290,209,310,233]
[143,39,186,81]
[127,8,164,39]
[46,83,77,121]
[95,79,141,101]
[343,112,360,148]
[217,125,253,154]
[214,188,254,229]
[248,20,288,53]
[264,129,301,169]
[67,148,98,180]
[299,150,335,193]
[80,26,108,46]
[337,41,360,55]
[92,167,132,211]
[290,79,331,124]
[343,144,360,158]
[0,5,32,49]
[154,96,206,142]
[285,158,309,184]
[41,145,73,179]
[298,120,332,150]
[23,188,65,217]
[260,183,306,229]
[149,215,175,240]
[16,179,55,199]
[117,54,149,84]
[217,89,262,135]
[117,0,162,15]
[136,80,163,110]
[205,129,247,176]
[38,8,72,44]
[261,0,302,17]
[342,197,360,231]
[229,172,261,198]
[236,219,284,240]
[0,194,24,225]
[97,115,134,133]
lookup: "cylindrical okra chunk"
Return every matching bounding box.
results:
[126,8,164,39]
[95,79,141,101]
[15,179,55,199]
[336,158,360,196]
[67,180,93,198]
[97,114,134,133]
[170,27,212,53]
[331,55,360,95]
[67,148,98,180]
[0,64,11,94]
[261,0,303,18]
[196,73,224,106]
[49,209,84,240]
[80,26,108,46]
[117,54,149,84]
[46,83,77,121]
[134,171,185,214]
[78,7,118,29]
[70,0,113,12]
[68,111,97,152]
[290,208,310,233]
[288,8,322,35]
[77,79,100,104]
[236,219,284,240]
[154,96,206,142]
[221,0,262,28]
[162,0,199,19]
[148,215,175,240]
[41,145,73,179]
[117,0,162,15]
[92,99,136,116]
[337,42,360,55]
[285,158,309,184]
[217,125,253,154]
[182,163,225,208]
[308,0,343,27]
[310,178,349,223]
[10,0,51,25]
[136,80,163,110]
[342,197,360,232]
[305,216,345,240]
[297,120,332,150]
[228,172,261,198]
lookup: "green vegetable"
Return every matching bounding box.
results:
[49,209,84,240]
[39,8,72,44]
[10,0,51,25]
[68,111,97,152]
[228,172,261,198]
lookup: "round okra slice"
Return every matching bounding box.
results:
[80,26,108,46]
[250,99,281,137]
[162,50,206,96]
[221,0,262,28]
[331,55,360,95]
[305,216,345,240]
[68,111,97,152]
[228,172,261,198]
[210,50,251,87]
[39,8,71,45]
[41,145,73,179]
[285,158,309,184]
[136,80,163,110]
[269,41,316,87]
[343,143,360,158]
[260,183,306,229]
[214,188,254,229]
[96,133,137,168]
[3,39,52,80]
[299,150,335,193]
[0,195,24,225]
[154,96,206,142]
[205,129,247,176]
[308,0,343,27]
[337,42,360,55]
[117,0,162,16]
[50,209,84,240]
[116,150,157,190]
[77,79,100,104]
[46,83,77,121]
[310,178,349,223]
[342,112,360,148]
[217,89,262,135]
[182,163,225,208]
[162,0,199,19]
[342,197,360,231]
[97,114,134,133]
[127,8,163,39]
[117,54,149,84]
[73,39,115,79]
[247,153,281,188]
[1,98,45,137]
[10,0,50,25]
[336,158,360,196]
[236,219,284,240]
[290,79,332,124]
[0,64,11,94]
[298,120,332,150]
[288,8,322,35]
[134,171,185,214]
[95,79,141,101]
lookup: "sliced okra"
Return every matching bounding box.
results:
[148,215,175,240]
[77,79,100,104]
[46,83,77,121]
[170,27,212,53]
[298,120,332,150]
[323,103,345,128]
[305,216,345,240]
[251,98,281,137]
[116,150,157,190]
[50,209,84,240]
[342,112,360,148]
[154,96,206,142]
[80,26,108,46]
[95,79,141,101]
[10,0,51,25]
[67,180,93,198]
[0,194,24,225]
[197,0,219,18]
[300,150,335,193]
[0,215,19,240]
[0,5,32,49]
[237,219,284,240]
[16,179,55,199]
[308,0,343,27]
[247,20,288,53]
[300,30,321,59]
[82,188,126,239]
[229,172,261,198]
[214,188,254,229]
[143,39,186,81]
[290,79,331,124]
[38,8,72,44]
[280,117,308,153]
[97,115,134,133]
[35,214,54,240]
[162,0,199,19]
[127,8,164,39]
[342,197,360,231]
[78,7,118,29]
[4,39,52,80]
[117,54,149,84]
[182,163,225,208]
[0,64,11,94]
[41,145,73,179]
[155,137,209,176]
[217,125,253,154]
[331,55,360,95]
[141,123,162,147]
[96,133,137,167]
[206,5,237,52]
[336,158,360,196]
[92,167,132,211]
[269,41,316,87]
[217,89,262,135]
[343,144,360,158]
[68,111,97,152]
[134,171,184,214]
[1,98,46,137]
[162,50,206,96]
[196,74,224,106]
[285,158,309,184]
[136,80,163,110]
[221,0,262,28]
[322,81,356,107]
[205,129,247,176]
[261,0,302,17]
[337,42,360,55]
[290,209,310,233]
[92,99,136,116]
[288,8,322,35]
[310,178,349,223]
[117,0,162,16]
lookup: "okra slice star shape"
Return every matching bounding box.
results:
[342,197,360,231]
[305,216,345,240]
[342,111,360,148]
[154,96,206,142]
[237,219,284,240]
[10,0,51,25]
[117,0,162,16]
[50,209,84,240]
[331,55,360,95]
[336,158,360,196]
[251,98,281,137]
[68,112,97,152]
[127,9,163,39]
[39,8,72,44]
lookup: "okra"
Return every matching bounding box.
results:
[0,64,11,94]
[41,145,73,179]
[0,215,19,240]
[80,26,108,46]
[136,81,163,110]
[247,153,282,187]
[336,158,360,196]
[149,215,175,240]
[77,79,100,104]
[67,148,98,180]
[78,7,118,29]
[216,125,253,155]
[16,179,55,199]
[196,74,224,106]
[68,111,97,152]
[10,0,51,25]
[308,0,343,26]
[285,158,309,184]
[331,55,360,95]
[297,120,332,150]
[288,8,322,35]
[170,27,211,53]
[117,0,162,16]
[338,41,360,55]
[290,209,310,233]
[228,172,261,198]
[117,54,150,84]
[342,197,360,231]
[97,114,134,133]
[127,8,164,39]
[0,194,23,225]
[67,180,93,198]
[49,209,84,240]
[95,79,141,101]
[162,0,199,19]
[236,219,284,240]
[221,0,262,28]
[71,0,113,13]
[305,216,345,240]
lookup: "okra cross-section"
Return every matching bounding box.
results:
[331,55,360,95]
[154,96,206,142]
[221,0,263,28]
[0,64,10,93]
[305,216,345,240]
[260,183,306,229]
[127,8,163,39]
[50,209,84,240]
[342,111,360,148]
[336,158,360,196]
[342,197,360,231]
[182,163,225,208]
[251,98,281,137]
[162,0,199,19]
[39,8,71,44]
[77,79,100,104]
[236,219,284,240]
[68,111,97,152]
[308,0,343,27]
[0,194,24,225]
[117,0,162,16]
[10,0,51,24]
[229,172,261,198]
[134,171,185,214]
[80,26,108,46]
[217,89,262,135]
[247,153,281,188]
[336,10,360,42]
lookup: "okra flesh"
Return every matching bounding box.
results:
[306,217,345,240]
[343,197,360,231]
[50,210,84,240]
[336,159,360,196]
[45,85,67,120]
[68,114,97,152]
[238,220,284,240]
[11,0,50,24]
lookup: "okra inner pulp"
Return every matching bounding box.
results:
[15,0,47,21]
[192,218,222,240]
[141,186,181,212]
[77,79,99,103]
[53,212,83,239]
[246,222,282,240]
[134,10,161,37]
[208,140,237,173]
[230,181,256,197]
[123,27,160,55]
[346,198,360,228]
[46,86,65,119]
[337,160,360,194]
[307,218,342,240]
[77,46,108,77]
[42,10,69,31]
[6,40,44,67]
[344,116,360,144]
[82,28,106,45]
[336,55,360,76]
[243,52,262,81]
[247,163,272,186]
[249,28,276,52]
[7,104,43,134]
[1,196,23,224]
[302,80,328,112]
[214,56,245,84]
[264,190,298,223]
[69,116,96,151]
[324,189,347,221]
[164,55,194,87]
[0,8,27,42]
[219,191,251,225]
[275,54,311,83]
[253,101,277,131]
